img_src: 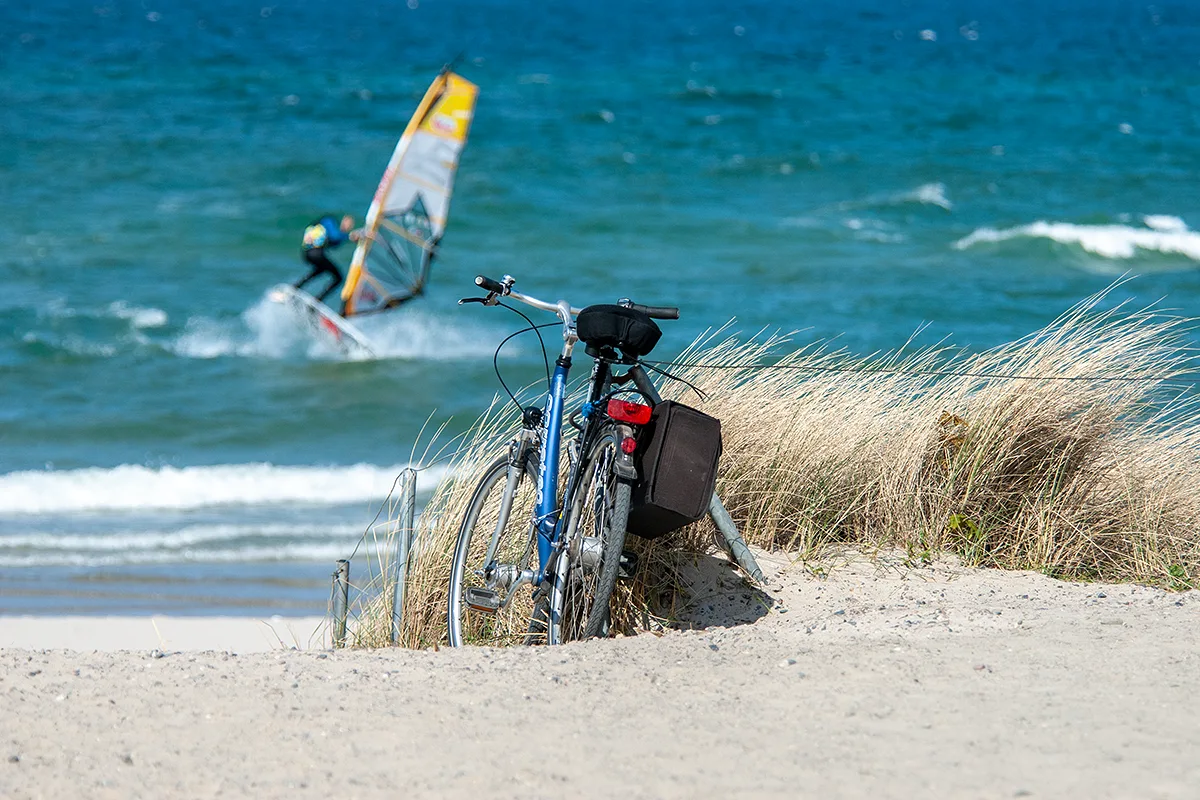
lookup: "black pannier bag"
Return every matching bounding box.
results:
[576,304,662,358]
[626,400,722,539]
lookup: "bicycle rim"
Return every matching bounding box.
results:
[447,455,541,646]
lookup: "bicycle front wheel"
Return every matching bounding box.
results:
[551,426,631,643]
[447,454,541,647]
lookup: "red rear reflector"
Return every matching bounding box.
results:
[621,436,638,454]
[607,399,652,425]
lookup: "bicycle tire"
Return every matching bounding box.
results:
[447,454,541,647]
[550,426,631,643]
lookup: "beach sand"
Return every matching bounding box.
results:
[0,615,327,654]
[2,551,1197,799]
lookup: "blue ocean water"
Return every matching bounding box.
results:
[2,0,1198,614]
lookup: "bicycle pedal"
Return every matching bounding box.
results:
[465,588,501,613]
[618,549,639,580]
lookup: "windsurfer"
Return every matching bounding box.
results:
[294,214,360,307]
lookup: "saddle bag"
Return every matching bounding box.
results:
[576,304,662,359]
[627,400,722,539]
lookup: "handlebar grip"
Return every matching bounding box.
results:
[475,275,505,293]
[630,303,680,320]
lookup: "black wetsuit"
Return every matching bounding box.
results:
[295,247,343,302]
[295,215,350,303]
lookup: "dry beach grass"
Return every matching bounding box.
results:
[348,290,1200,648]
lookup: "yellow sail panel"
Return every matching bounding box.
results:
[342,71,478,317]
[416,72,476,141]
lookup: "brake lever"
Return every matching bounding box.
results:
[458,296,489,305]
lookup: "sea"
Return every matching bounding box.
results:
[2,0,1198,615]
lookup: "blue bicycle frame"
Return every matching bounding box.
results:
[533,358,572,575]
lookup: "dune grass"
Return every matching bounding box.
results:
[668,297,1200,587]
[347,291,1200,648]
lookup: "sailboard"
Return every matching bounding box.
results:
[268,284,377,357]
[340,69,479,318]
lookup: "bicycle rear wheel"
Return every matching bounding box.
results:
[447,454,541,647]
[551,426,631,643]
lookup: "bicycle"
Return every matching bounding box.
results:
[447,273,684,646]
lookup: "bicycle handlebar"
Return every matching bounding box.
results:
[474,275,505,294]
[470,274,679,322]
[620,301,679,320]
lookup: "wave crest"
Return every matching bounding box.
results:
[954,217,1200,260]
[0,462,446,515]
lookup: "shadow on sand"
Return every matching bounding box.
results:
[657,551,773,631]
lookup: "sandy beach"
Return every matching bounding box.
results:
[3,552,1198,799]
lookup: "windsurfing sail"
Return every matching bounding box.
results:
[341,70,478,317]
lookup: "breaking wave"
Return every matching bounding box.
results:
[0,462,446,515]
[954,216,1200,261]
[0,521,378,568]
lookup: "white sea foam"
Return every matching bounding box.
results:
[174,297,355,360]
[0,542,385,568]
[21,331,118,357]
[171,317,246,358]
[22,300,166,358]
[0,520,389,567]
[783,182,953,226]
[850,181,951,211]
[37,298,169,329]
[1143,215,1188,234]
[353,308,501,360]
[904,182,953,210]
[842,218,906,243]
[0,462,447,515]
[954,218,1200,260]
[107,301,168,328]
[172,294,501,362]
[0,522,366,552]
[36,297,76,320]
[173,298,316,359]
